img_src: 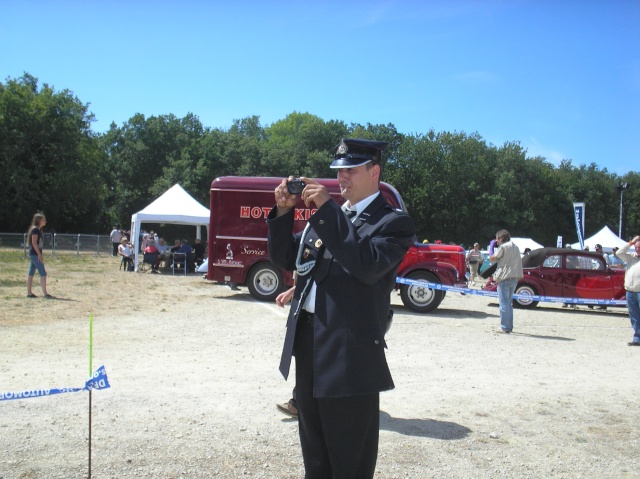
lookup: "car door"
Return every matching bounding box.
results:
[563,254,614,299]
[537,254,564,296]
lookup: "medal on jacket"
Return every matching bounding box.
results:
[296,224,316,276]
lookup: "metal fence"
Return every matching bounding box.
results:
[0,233,113,256]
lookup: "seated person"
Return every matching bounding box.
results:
[170,239,181,253]
[193,238,205,265]
[144,240,161,273]
[118,238,134,270]
[156,238,170,268]
[175,239,194,272]
[177,239,192,254]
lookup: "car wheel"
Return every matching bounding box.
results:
[514,284,539,309]
[400,271,445,313]
[247,263,284,302]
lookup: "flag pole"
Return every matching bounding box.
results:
[89,313,93,478]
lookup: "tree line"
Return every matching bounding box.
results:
[1,73,638,247]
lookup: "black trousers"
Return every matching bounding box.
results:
[294,312,380,479]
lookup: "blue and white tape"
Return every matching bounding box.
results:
[0,365,110,402]
[395,277,627,306]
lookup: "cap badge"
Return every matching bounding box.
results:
[337,141,348,155]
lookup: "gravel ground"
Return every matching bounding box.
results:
[1,269,639,479]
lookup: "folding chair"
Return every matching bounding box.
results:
[139,252,160,273]
[119,256,134,272]
[172,253,188,275]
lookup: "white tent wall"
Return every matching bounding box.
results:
[510,237,544,252]
[570,225,627,253]
[486,237,544,252]
[130,184,211,271]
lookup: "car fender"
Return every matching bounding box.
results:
[397,261,459,286]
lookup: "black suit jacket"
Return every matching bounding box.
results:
[267,193,415,398]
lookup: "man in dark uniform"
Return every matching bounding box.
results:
[267,138,415,478]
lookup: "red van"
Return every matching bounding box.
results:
[207,176,467,312]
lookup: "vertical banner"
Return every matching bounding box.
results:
[573,202,585,250]
[557,235,563,248]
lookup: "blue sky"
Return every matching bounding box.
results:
[2,0,639,175]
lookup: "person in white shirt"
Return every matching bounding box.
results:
[110,226,122,257]
[615,235,640,346]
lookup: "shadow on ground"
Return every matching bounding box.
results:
[380,411,471,439]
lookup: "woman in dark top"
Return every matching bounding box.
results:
[26,212,52,298]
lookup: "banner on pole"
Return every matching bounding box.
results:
[557,235,563,248]
[0,365,110,402]
[573,202,585,250]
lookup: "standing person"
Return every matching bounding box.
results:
[609,247,625,268]
[26,213,53,299]
[615,235,640,346]
[489,229,523,333]
[466,242,483,285]
[267,138,416,478]
[110,226,122,257]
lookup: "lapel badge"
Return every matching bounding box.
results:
[315,239,323,248]
[303,248,311,259]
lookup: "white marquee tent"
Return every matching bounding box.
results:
[510,237,544,252]
[130,184,210,271]
[570,225,627,252]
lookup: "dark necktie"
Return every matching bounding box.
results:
[345,209,357,221]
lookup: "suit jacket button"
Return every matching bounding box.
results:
[319,220,325,225]
[374,340,380,345]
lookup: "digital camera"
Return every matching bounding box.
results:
[287,179,306,195]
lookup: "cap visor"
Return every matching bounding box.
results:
[330,158,372,169]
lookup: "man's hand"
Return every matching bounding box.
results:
[274,177,298,216]
[299,177,331,209]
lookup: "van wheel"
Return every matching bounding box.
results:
[400,271,445,313]
[247,263,283,302]
[514,284,538,309]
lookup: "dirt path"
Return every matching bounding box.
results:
[1,265,638,478]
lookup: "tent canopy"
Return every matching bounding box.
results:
[130,184,210,271]
[510,237,544,252]
[571,226,627,252]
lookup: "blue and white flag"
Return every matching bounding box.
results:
[0,365,110,402]
[573,202,585,250]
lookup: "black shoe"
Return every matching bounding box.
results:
[628,342,640,347]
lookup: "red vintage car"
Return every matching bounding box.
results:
[482,247,626,308]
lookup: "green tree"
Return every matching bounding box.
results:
[263,112,348,178]
[0,73,105,232]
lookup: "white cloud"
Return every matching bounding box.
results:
[523,136,565,165]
